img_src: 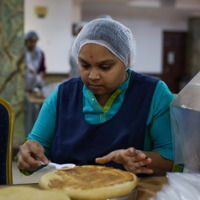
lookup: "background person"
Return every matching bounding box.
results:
[69,21,87,78]
[17,18,174,176]
[25,31,46,91]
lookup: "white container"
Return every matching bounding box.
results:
[170,72,200,173]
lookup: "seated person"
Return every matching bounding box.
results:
[17,18,174,176]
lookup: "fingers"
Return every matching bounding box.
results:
[95,149,133,164]
[113,150,130,164]
[95,157,106,164]
[96,151,116,164]
[125,157,153,174]
[130,151,148,162]
[111,148,146,164]
[124,147,135,156]
[133,157,152,167]
[95,157,108,164]
[127,156,152,172]
[17,140,48,170]
[124,165,153,174]
[96,148,144,164]
[96,147,154,175]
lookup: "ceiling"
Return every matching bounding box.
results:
[81,0,200,18]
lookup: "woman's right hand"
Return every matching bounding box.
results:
[17,139,49,171]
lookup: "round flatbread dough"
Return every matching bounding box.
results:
[0,186,70,200]
[39,165,138,200]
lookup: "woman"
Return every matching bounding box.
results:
[17,18,174,175]
[25,31,46,91]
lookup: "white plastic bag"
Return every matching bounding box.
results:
[149,173,200,200]
[170,72,200,173]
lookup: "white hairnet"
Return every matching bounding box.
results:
[72,18,136,69]
[25,31,39,40]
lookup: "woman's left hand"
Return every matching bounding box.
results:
[95,147,153,174]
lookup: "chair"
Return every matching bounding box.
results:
[0,98,14,185]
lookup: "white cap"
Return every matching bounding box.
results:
[72,18,136,69]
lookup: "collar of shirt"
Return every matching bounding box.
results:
[82,69,132,124]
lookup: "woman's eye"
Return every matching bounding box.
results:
[80,64,89,69]
[101,65,111,70]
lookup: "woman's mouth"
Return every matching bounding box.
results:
[89,84,102,90]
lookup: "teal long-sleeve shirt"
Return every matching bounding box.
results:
[28,70,175,161]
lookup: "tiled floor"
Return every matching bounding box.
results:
[12,161,55,184]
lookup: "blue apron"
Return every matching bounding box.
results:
[51,71,158,169]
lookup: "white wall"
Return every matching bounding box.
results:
[24,0,73,74]
[24,0,189,74]
[119,17,187,74]
[82,4,189,74]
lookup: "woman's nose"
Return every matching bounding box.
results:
[88,69,100,80]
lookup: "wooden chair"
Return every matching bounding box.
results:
[0,98,14,185]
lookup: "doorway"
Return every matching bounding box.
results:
[162,31,187,93]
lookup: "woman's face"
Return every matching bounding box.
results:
[78,43,127,98]
[25,37,38,51]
